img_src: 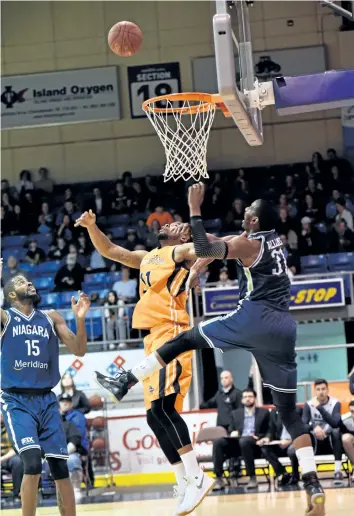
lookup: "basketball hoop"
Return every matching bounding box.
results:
[142,93,228,182]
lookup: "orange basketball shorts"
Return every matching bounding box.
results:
[143,323,192,412]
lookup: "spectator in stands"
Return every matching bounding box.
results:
[12,204,27,235]
[59,393,89,452]
[89,248,108,271]
[39,201,53,226]
[1,205,15,236]
[64,187,74,203]
[16,169,34,194]
[276,206,295,237]
[258,407,299,487]
[66,243,87,268]
[311,151,325,176]
[2,256,21,284]
[145,220,161,249]
[48,236,67,261]
[135,218,149,242]
[124,229,142,252]
[112,180,131,213]
[56,200,77,225]
[228,389,270,489]
[21,191,39,233]
[328,165,346,193]
[225,198,245,231]
[113,266,137,302]
[91,187,108,216]
[146,205,173,228]
[25,239,46,265]
[1,413,24,499]
[217,268,234,288]
[326,189,342,221]
[277,194,297,218]
[302,193,321,223]
[54,253,84,291]
[329,220,354,252]
[1,178,10,194]
[202,370,242,490]
[35,167,54,194]
[77,234,91,257]
[144,175,158,208]
[298,216,325,256]
[340,401,354,482]
[284,174,297,201]
[279,234,301,276]
[335,197,353,230]
[59,373,91,414]
[122,170,135,197]
[57,214,74,242]
[1,191,13,211]
[132,181,148,212]
[204,185,225,219]
[37,214,51,234]
[104,290,128,348]
[302,378,344,486]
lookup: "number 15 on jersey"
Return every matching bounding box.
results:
[128,62,181,119]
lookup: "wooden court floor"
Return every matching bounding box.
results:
[4,488,354,516]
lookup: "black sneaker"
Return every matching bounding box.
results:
[94,370,138,403]
[276,471,291,488]
[302,472,325,516]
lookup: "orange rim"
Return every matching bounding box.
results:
[142,92,228,115]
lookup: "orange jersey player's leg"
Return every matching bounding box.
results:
[142,323,192,413]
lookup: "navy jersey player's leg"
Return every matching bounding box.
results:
[1,392,41,455]
[39,393,69,460]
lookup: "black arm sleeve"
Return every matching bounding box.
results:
[190,216,228,259]
[317,402,342,428]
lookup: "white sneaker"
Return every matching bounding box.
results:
[173,484,186,516]
[178,470,215,516]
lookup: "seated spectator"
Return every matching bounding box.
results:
[277,194,297,218]
[202,370,242,489]
[113,266,137,302]
[301,193,321,223]
[1,178,10,194]
[77,234,91,257]
[284,174,297,201]
[54,253,84,291]
[58,394,86,500]
[104,290,128,349]
[124,229,142,252]
[112,181,131,213]
[302,378,343,486]
[25,239,46,265]
[1,413,24,499]
[279,234,301,276]
[135,218,149,242]
[12,204,28,235]
[64,187,74,203]
[311,151,325,176]
[37,214,51,234]
[328,220,354,252]
[145,220,161,249]
[276,206,295,236]
[228,389,270,489]
[132,181,148,212]
[217,268,234,288]
[305,178,324,207]
[1,205,16,236]
[40,201,54,226]
[2,256,21,284]
[298,217,325,256]
[339,401,354,483]
[335,197,353,230]
[122,170,135,197]
[56,200,78,226]
[326,189,342,221]
[57,214,74,242]
[89,248,108,271]
[21,191,39,233]
[225,198,245,231]
[1,191,13,212]
[49,236,68,261]
[35,167,54,194]
[146,205,173,228]
[59,373,91,414]
[258,407,299,487]
[16,169,34,194]
[144,175,158,208]
[91,187,108,216]
[328,165,346,193]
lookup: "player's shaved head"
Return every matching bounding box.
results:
[243,199,277,233]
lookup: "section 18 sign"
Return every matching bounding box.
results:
[128,62,181,119]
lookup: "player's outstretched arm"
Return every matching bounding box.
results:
[0,258,9,327]
[74,210,147,269]
[47,291,91,357]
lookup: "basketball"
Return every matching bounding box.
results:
[92,437,106,451]
[89,394,104,410]
[108,21,143,57]
[92,416,105,430]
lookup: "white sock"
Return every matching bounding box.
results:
[180,449,201,478]
[296,446,316,475]
[131,353,163,382]
[172,461,186,489]
[334,460,342,473]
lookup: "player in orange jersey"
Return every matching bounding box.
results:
[75,210,215,515]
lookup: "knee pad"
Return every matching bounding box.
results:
[21,448,42,475]
[46,457,69,480]
[272,391,308,441]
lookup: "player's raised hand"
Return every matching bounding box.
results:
[74,209,96,228]
[188,182,205,209]
[71,291,91,319]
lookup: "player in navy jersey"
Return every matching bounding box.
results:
[0,261,90,516]
[94,185,325,516]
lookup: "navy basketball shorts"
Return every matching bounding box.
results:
[198,300,297,394]
[0,391,68,459]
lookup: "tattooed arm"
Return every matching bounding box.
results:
[74,210,147,269]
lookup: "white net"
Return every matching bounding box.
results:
[144,98,217,182]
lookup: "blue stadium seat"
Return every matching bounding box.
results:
[1,248,26,261]
[29,233,53,247]
[60,291,79,306]
[110,226,127,239]
[86,308,103,340]
[36,261,60,275]
[106,214,131,227]
[204,218,222,231]
[327,252,354,272]
[40,292,61,308]
[300,255,328,274]
[105,271,122,284]
[35,276,54,291]
[20,263,35,274]
[1,235,26,248]
[84,273,107,285]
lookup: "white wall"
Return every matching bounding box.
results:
[2,1,353,185]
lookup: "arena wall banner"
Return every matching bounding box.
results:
[202,278,345,316]
[127,62,181,118]
[1,66,120,129]
[192,45,326,94]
